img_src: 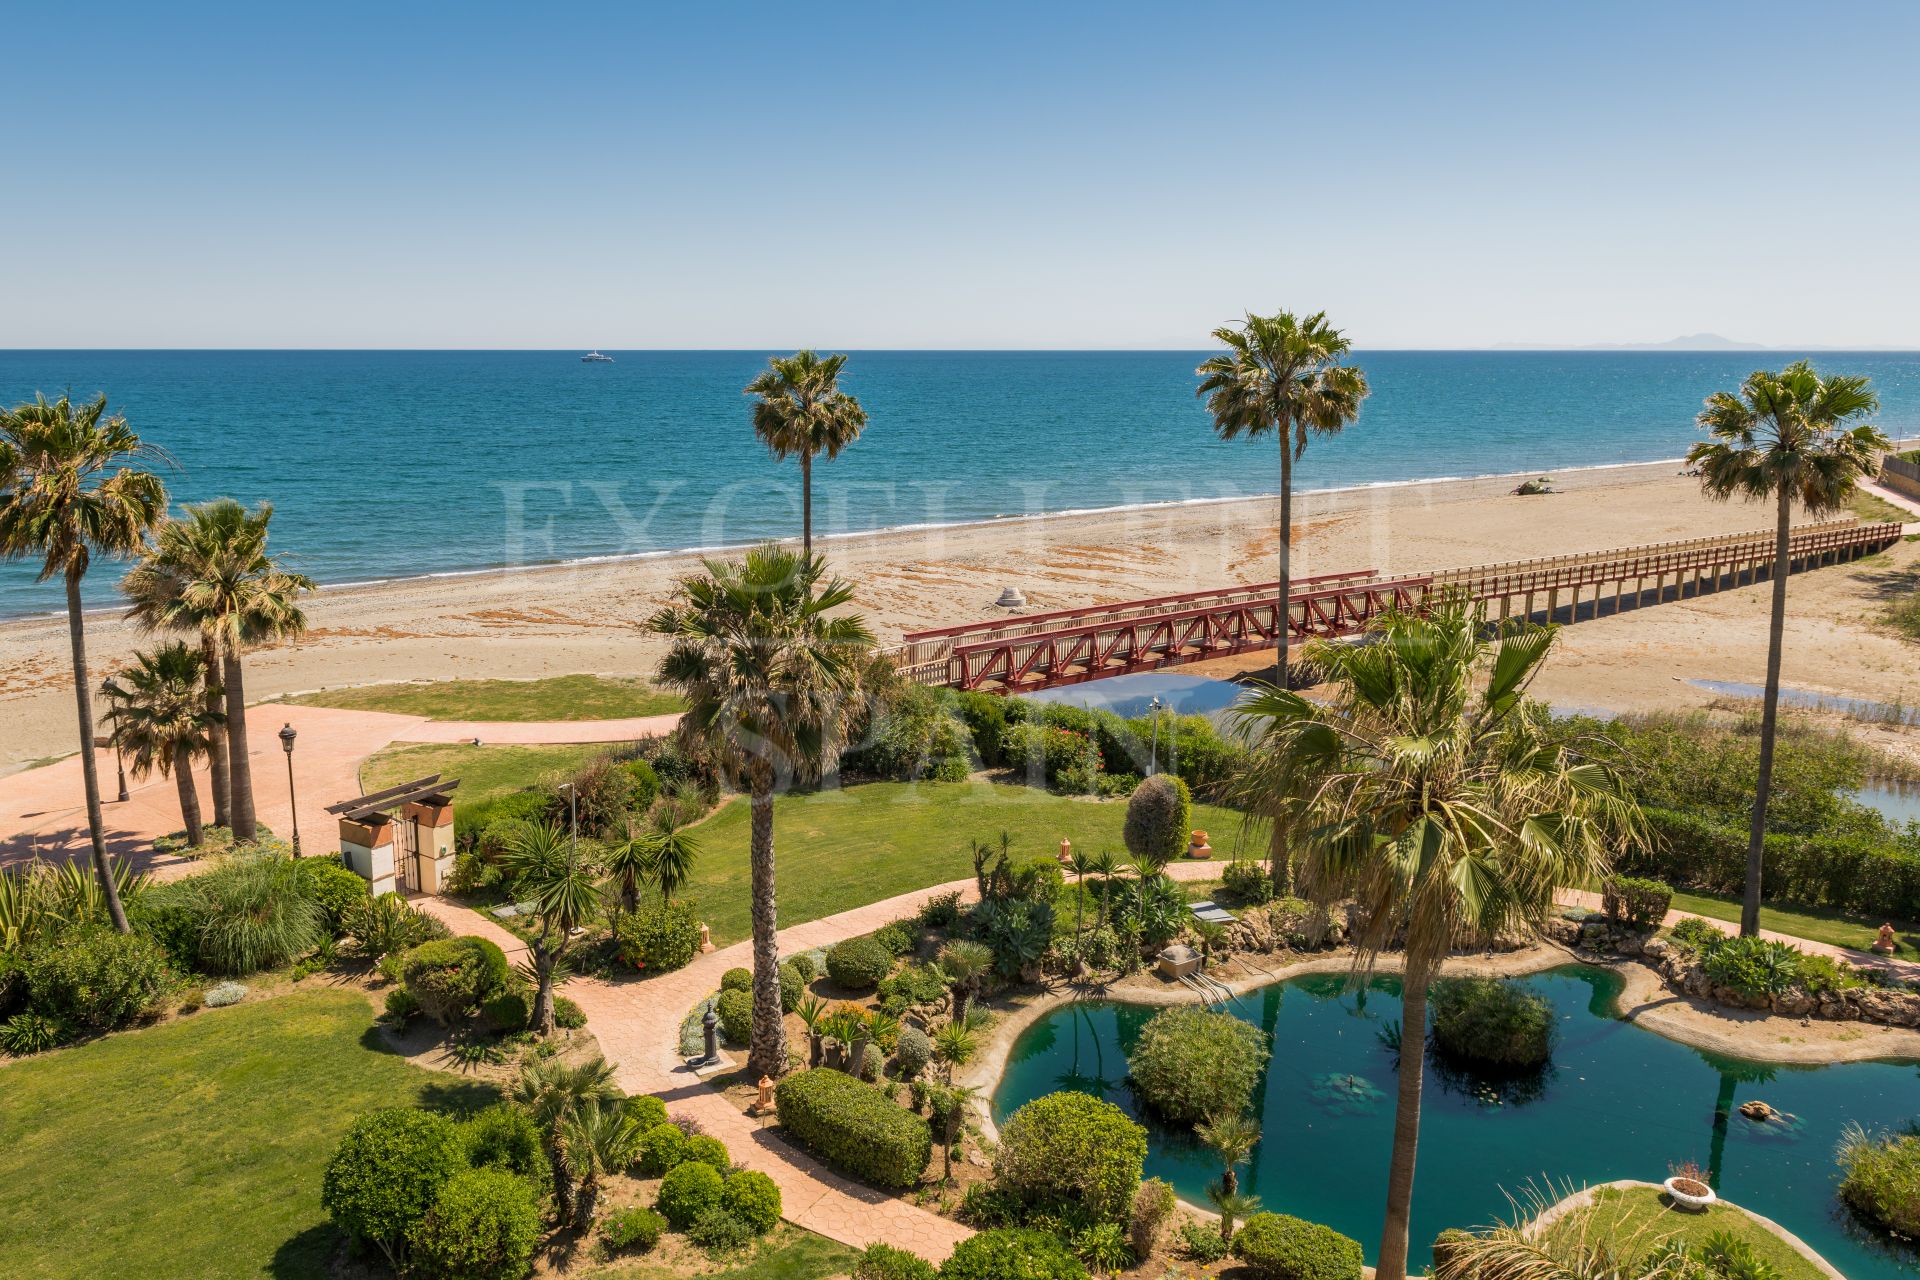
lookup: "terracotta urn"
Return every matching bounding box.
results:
[698,922,715,954]
[1188,829,1212,859]
[1058,837,1073,866]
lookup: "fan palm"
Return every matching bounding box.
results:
[1197,1111,1260,1194]
[745,350,869,559]
[501,820,600,1035]
[563,1100,643,1229]
[0,393,170,931]
[121,507,237,828]
[1230,599,1637,1280]
[938,939,994,1023]
[928,1081,981,1182]
[1686,362,1887,936]
[1196,310,1368,688]
[1205,1182,1262,1244]
[1086,848,1122,933]
[127,498,311,841]
[101,642,221,847]
[509,1054,620,1221]
[641,817,701,901]
[650,543,874,1077]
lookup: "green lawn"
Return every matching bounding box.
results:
[286,674,683,722]
[1849,488,1914,526]
[1668,887,1919,959]
[0,988,494,1280]
[361,740,619,823]
[583,1225,859,1280]
[680,781,1245,945]
[1554,1185,1825,1279]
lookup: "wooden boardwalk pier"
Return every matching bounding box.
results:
[889,519,1900,693]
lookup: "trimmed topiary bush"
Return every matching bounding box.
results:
[321,1107,468,1270]
[657,1159,725,1228]
[722,966,754,992]
[716,988,753,1046]
[635,1121,689,1176]
[1600,875,1673,930]
[481,988,531,1033]
[407,1165,541,1280]
[893,1023,933,1078]
[24,925,170,1032]
[1429,977,1555,1068]
[686,1133,731,1172]
[775,1067,932,1190]
[720,1168,782,1233]
[1123,774,1192,869]
[614,897,704,973]
[993,1091,1146,1224]
[787,951,817,981]
[939,1228,1088,1280]
[601,1204,667,1254]
[403,936,509,1026]
[857,1241,940,1280]
[623,1094,668,1133]
[1838,1123,1920,1239]
[826,936,894,990]
[1126,1006,1269,1124]
[461,1103,549,1191]
[1230,1213,1363,1280]
[780,960,805,1012]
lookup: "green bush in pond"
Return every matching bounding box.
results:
[1837,1123,1920,1239]
[1126,1006,1270,1124]
[992,1091,1145,1224]
[1429,978,1556,1068]
[1230,1212,1363,1280]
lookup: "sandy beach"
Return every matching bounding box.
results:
[4,457,1918,773]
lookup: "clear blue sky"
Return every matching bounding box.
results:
[6,1,1916,349]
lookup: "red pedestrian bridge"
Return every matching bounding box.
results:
[885,519,1900,693]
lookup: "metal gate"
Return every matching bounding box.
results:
[394,816,423,893]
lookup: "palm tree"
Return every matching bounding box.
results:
[131,499,311,842]
[1231,600,1636,1280]
[563,1099,643,1229]
[928,1081,981,1182]
[1064,847,1097,964]
[0,393,170,932]
[938,939,993,1023]
[1205,1182,1261,1244]
[603,829,650,919]
[745,350,869,559]
[501,821,600,1035]
[1197,1111,1260,1195]
[122,508,236,829]
[1086,848,1121,934]
[1196,311,1369,688]
[1687,362,1886,937]
[101,643,221,847]
[509,1055,620,1222]
[650,544,874,1078]
[641,818,701,901]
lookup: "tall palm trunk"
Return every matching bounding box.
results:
[172,743,204,847]
[530,931,558,1036]
[1742,489,1792,937]
[201,631,231,829]
[747,780,787,1078]
[1276,433,1293,687]
[66,570,131,933]
[800,453,813,560]
[223,647,257,841]
[1377,965,1430,1280]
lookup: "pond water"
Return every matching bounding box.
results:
[1020,672,1249,718]
[1854,779,1920,829]
[1687,679,1920,727]
[992,967,1920,1277]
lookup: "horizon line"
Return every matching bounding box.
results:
[4,345,1918,354]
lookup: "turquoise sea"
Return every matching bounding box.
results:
[3,350,1918,621]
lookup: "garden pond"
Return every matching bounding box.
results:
[991,966,1920,1277]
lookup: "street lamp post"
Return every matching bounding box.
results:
[278,723,301,858]
[1147,696,1163,776]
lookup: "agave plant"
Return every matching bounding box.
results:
[796,995,829,1067]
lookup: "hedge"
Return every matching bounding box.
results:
[775,1068,932,1190]
[992,1091,1146,1224]
[1621,806,1920,919]
[1600,876,1672,930]
[1230,1213,1363,1280]
[1126,1006,1269,1124]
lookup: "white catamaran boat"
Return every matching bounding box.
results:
[580,350,614,362]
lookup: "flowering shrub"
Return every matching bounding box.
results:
[1003,724,1103,793]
